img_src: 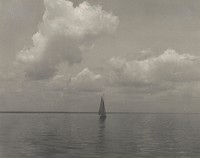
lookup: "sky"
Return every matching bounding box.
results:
[1,0,200,112]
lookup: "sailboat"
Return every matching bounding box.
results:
[98,96,106,119]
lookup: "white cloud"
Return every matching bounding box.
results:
[17,0,119,80]
[48,74,68,91]
[49,68,104,93]
[69,68,103,92]
[109,49,200,89]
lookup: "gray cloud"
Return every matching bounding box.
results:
[23,34,82,80]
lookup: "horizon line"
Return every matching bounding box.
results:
[0,111,199,114]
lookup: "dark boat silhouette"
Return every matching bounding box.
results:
[98,96,106,119]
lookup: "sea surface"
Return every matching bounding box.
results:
[0,113,200,158]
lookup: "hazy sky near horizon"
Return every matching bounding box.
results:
[1,0,200,112]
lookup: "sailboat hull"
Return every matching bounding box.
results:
[99,115,106,119]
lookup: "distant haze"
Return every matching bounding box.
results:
[0,0,200,112]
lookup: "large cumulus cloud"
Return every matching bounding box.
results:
[17,0,119,80]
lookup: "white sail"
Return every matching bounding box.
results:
[98,97,106,116]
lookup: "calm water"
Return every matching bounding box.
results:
[0,113,200,158]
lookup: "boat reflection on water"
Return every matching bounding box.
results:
[96,117,106,156]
